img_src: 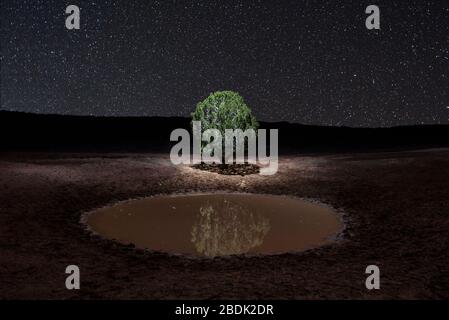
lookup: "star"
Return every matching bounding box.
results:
[0,1,448,127]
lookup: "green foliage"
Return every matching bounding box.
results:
[191,91,259,134]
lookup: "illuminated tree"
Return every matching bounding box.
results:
[191,91,259,164]
[191,90,258,138]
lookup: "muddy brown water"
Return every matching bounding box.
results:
[86,193,343,258]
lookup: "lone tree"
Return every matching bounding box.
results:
[191,91,259,165]
[192,90,258,133]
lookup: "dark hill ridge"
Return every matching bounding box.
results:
[1,110,448,153]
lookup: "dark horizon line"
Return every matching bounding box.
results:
[1,108,448,130]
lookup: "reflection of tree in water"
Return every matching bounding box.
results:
[191,198,270,257]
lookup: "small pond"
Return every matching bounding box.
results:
[86,193,342,257]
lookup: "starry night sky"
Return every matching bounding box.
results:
[1,0,448,127]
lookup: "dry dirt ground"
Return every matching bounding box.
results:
[1,149,448,299]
